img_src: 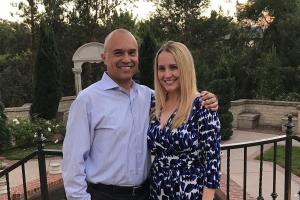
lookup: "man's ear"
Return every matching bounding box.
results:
[101,53,105,62]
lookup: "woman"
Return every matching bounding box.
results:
[147,41,221,200]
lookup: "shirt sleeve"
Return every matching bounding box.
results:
[62,95,92,200]
[198,107,221,189]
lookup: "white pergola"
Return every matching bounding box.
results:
[72,42,104,95]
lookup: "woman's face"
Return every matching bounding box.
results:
[157,51,180,94]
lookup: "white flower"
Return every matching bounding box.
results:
[55,124,59,128]
[12,119,20,125]
[34,132,37,138]
[42,135,46,141]
[46,120,51,124]
[54,139,59,144]
[48,127,51,132]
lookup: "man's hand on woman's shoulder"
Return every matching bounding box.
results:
[200,91,218,112]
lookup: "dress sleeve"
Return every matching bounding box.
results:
[198,106,221,189]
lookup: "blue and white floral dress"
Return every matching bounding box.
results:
[147,96,221,200]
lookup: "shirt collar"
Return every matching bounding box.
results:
[100,72,119,90]
[100,72,138,93]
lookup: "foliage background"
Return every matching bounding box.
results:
[1,0,300,141]
[1,0,299,106]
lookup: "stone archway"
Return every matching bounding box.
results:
[72,42,104,95]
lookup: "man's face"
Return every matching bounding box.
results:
[101,32,139,85]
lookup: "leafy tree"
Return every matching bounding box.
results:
[190,12,256,100]
[228,45,258,99]
[189,11,234,48]
[0,101,11,150]
[0,51,33,107]
[0,20,33,107]
[136,18,168,45]
[138,31,158,89]
[67,0,137,41]
[238,0,300,96]
[152,0,209,44]
[279,66,300,100]
[239,0,300,67]
[30,20,61,120]
[256,46,282,99]
[209,64,235,140]
[16,0,40,54]
[192,49,210,91]
[0,20,31,55]
[107,11,137,32]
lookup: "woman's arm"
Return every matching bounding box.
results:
[198,106,221,199]
[202,187,216,200]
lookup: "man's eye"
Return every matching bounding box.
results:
[129,51,136,56]
[114,51,123,56]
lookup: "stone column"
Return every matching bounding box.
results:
[72,63,83,95]
[49,160,62,175]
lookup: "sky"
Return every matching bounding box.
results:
[0,0,247,22]
[0,0,20,21]
[0,0,155,22]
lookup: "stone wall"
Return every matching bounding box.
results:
[4,104,31,120]
[5,97,300,134]
[4,96,76,121]
[230,99,300,134]
[57,96,76,112]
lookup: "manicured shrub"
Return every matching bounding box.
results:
[8,118,66,148]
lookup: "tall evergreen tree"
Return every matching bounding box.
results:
[30,19,61,120]
[138,31,158,89]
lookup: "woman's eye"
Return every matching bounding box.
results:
[158,66,165,71]
[170,65,178,70]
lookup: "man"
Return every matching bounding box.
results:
[62,29,218,200]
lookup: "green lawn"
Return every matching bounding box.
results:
[256,145,300,177]
[0,143,62,160]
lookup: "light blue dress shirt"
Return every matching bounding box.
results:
[62,72,153,200]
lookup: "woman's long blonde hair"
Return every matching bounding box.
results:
[154,41,198,129]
